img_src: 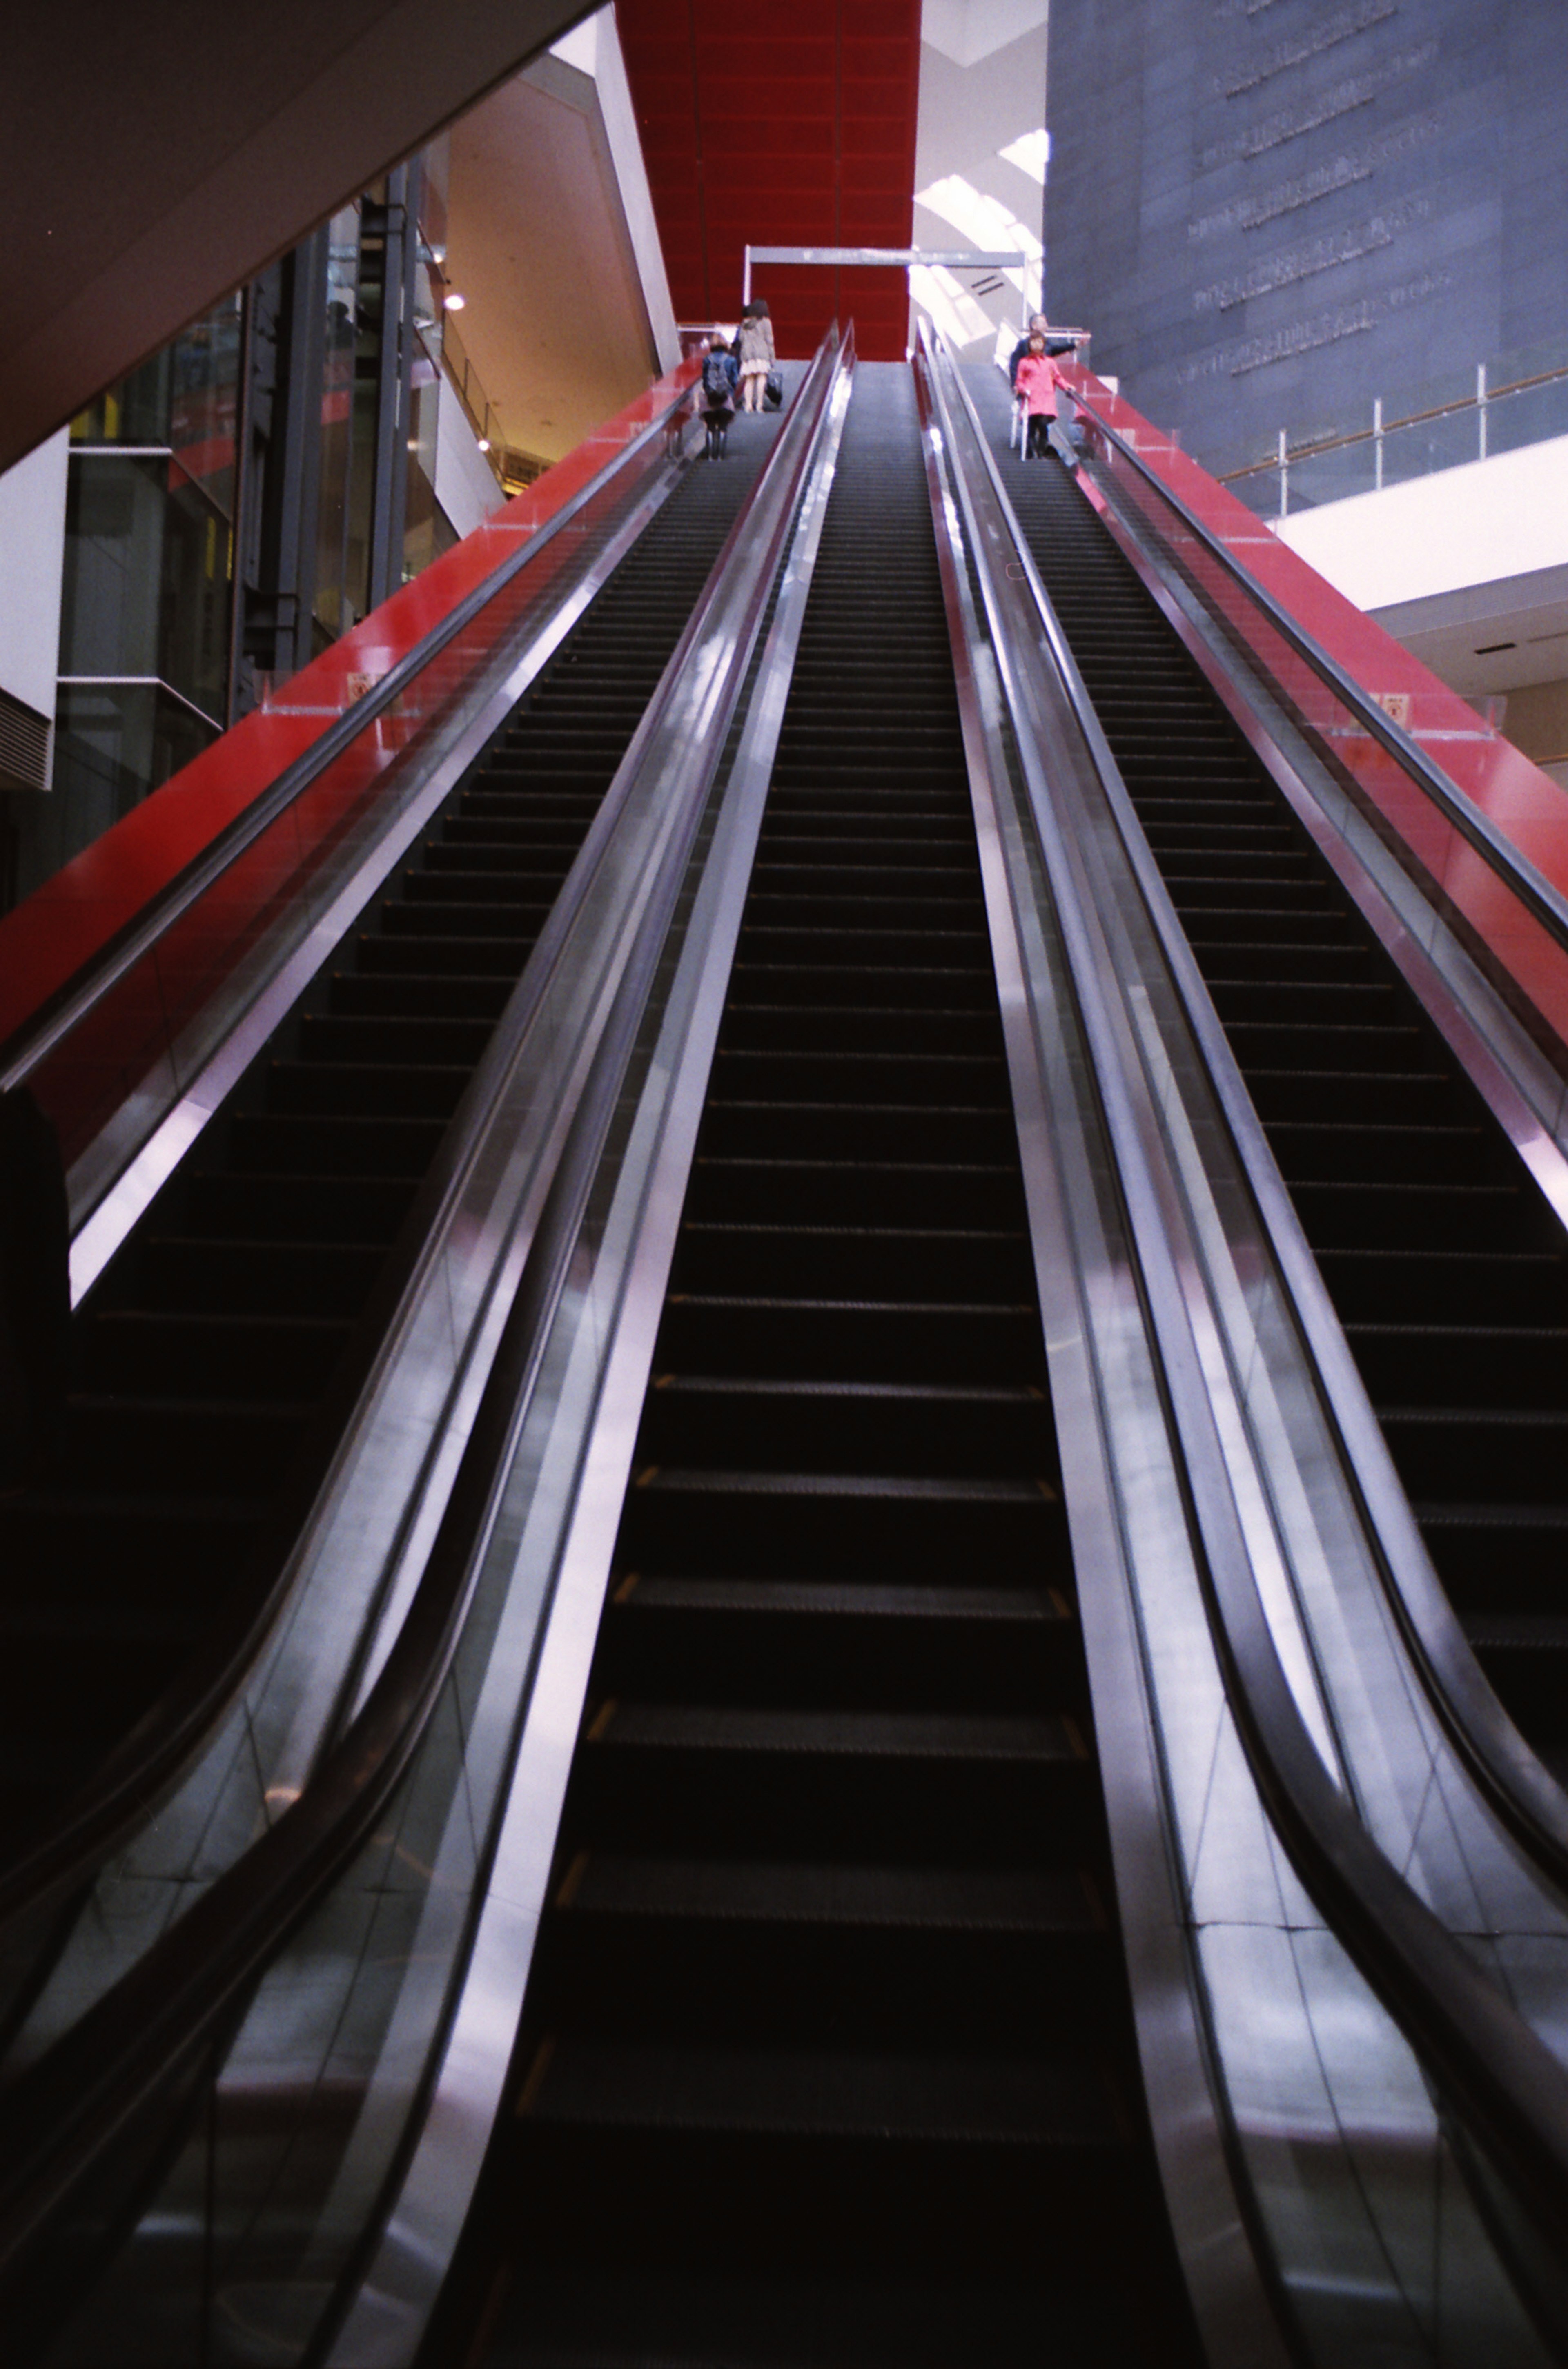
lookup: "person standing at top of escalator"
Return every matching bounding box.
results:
[736,300,775,413]
[1008,313,1085,383]
[1014,329,1070,461]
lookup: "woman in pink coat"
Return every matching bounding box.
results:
[1014,331,1066,460]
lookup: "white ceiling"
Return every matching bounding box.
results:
[446,50,660,467]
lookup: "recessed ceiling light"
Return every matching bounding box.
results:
[444,291,466,312]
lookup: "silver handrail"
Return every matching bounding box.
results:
[1071,382,1568,972]
[921,321,1568,2329]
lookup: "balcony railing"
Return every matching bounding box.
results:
[1213,335,1568,518]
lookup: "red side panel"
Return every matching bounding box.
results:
[1067,365,1568,1058]
[0,361,699,1055]
[618,0,921,362]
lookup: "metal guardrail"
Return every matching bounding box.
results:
[1217,351,1568,516]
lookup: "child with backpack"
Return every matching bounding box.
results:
[700,334,739,458]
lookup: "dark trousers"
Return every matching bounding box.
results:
[704,407,732,457]
[1025,412,1053,459]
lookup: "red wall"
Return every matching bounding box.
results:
[617,0,921,364]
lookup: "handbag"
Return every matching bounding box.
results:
[764,367,783,410]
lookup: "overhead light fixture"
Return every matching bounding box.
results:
[477,436,492,452]
[443,291,466,312]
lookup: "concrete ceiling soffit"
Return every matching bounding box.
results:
[2,0,595,471]
[920,0,1047,71]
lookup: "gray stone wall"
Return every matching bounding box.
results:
[1043,0,1568,473]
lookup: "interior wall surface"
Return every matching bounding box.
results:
[616,0,922,361]
[1043,0,1568,473]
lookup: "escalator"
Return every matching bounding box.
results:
[428,367,1199,2366]
[0,417,785,1859]
[993,411,1568,1778]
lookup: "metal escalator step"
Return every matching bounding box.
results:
[296,1013,496,1065]
[352,930,542,977]
[620,1465,1060,1581]
[225,1110,448,1175]
[1219,1018,1425,1070]
[400,866,572,903]
[709,1048,1010,1103]
[263,1057,470,1119]
[1244,1067,1459,1124]
[380,896,559,936]
[325,970,513,1021]
[524,2036,1118,2147]
[61,1392,310,1494]
[1206,979,1401,1025]
[639,1374,1050,1478]
[559,1855,1098,1932]
[718,1005,1003,1056]
[477,2265,1116,2367]
[1379,1406,1568,1502]
[699,1101,1023,1163]
[671,1220,1031,1298]
[1317,1246,1568,1325]
[726,961,995,1011]
[683,1153,1021,1226]
[1264,1119,1498,1185]
[1345,1322,1568,1405]
[1172,906,1354,946]
[182,1170,419,1240]
[1286,1177,1541,1250]
[655,1294,1041,1386]
[78,1307,353,1395]
[597,1578,1076,1712]
[125,1233,386,1316]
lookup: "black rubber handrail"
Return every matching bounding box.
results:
[0,325,851,2309]
[1071,380,1568,973]
[0,374,701,1092]
[925,325,1568,2338]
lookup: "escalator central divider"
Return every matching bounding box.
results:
[426,359,1201,2368]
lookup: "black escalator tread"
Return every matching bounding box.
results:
[0,417,788,1863]
[448,365,1197,2369]
[985,379,1568,1769]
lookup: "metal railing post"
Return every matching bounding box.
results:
[1478,361,1488,461]
[1374,395,1383,491]
[1278,426,1288,519]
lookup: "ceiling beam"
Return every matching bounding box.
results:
[2,0,594,471]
